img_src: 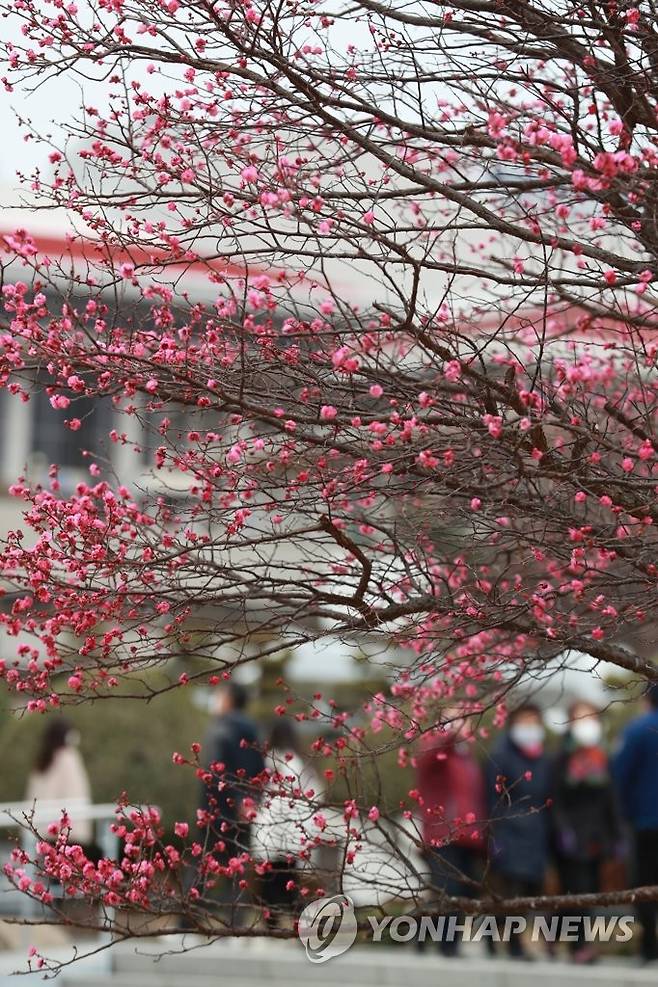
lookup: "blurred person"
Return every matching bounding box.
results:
[26,718,92,846]
[200,680,265,863]
[613,683,658,964]
[252,719,321,929]
[415,706,486,957]
[487,703,552,960]
[552,700,622,964]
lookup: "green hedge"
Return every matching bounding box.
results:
[0,678,209,830]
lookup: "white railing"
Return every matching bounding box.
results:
[0,800,119,919]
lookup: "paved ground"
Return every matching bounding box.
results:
[0,936,655,987]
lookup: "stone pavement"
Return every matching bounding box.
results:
[0,937,654,987]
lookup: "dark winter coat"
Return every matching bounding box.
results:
[613,709,658,831]
[200,710,265,825]
[486,734,553,882]
[551,742,621,861]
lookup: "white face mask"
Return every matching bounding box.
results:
[510,723,544,750]
[571,718,602,748]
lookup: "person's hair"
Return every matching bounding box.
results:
[567,698,600,721]
[34,718,74,773]
[226,680,248,711]
[268,718,301,755]
[647,684,658,709]
[508,702,542,727]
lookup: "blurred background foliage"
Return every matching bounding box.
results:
[0,661,400,833]
[0,674,209,830]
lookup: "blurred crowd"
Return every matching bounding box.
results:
[25,681,658,965]
[416,689,658,964]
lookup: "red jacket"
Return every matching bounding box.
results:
[416,730,486,850]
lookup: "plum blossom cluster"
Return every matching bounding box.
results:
[5,739,428,933]
[6,805,171,911]
[0,277,655,705]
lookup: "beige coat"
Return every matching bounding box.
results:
[26,746,93,844]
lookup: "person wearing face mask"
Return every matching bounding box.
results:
[486,703,553,959]
[552,700,622,964]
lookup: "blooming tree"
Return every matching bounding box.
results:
[0,0,657,958]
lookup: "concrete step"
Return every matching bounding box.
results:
[100,943,658,987]
[65,979,387,987]
[65,979,358,987]
[111,943,462,984]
